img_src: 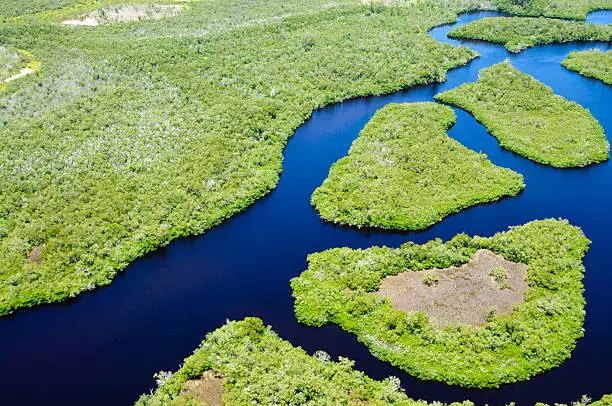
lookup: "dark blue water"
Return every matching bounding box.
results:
[1,11,611,406]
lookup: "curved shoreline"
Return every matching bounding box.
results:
[0,9,610,406]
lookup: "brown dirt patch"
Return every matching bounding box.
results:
[27,244,45,264]
[375,249,527,328]
[181,370,225,406]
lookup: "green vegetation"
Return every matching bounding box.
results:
[0,0,184,20]
[448,17,612,53]
[136,317,473,406]
[435,61,609,167]
[492,0,612,20]
[0,0,90,18]
[537,395,612,406]
[0,47,39,92]
[0,1,483,315]
[291,219,590,388]
[490,265,510,289]
[311,103,524,230]
[562,49,612,84]
[0,46,28,81]
[422,272,440,286]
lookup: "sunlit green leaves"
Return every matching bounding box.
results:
[311,102,524,230]
[436,61,610,167]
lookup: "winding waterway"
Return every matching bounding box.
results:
[1,10,611,406]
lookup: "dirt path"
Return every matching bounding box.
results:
[3,67,34,83]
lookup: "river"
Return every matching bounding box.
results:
[1,10,610,406]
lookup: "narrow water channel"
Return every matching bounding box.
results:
[1,10,610,406]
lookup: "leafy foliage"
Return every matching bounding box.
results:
[0,2,481,315]
[423,272,441,286]
[135,317,474,406]
[0,46,28,81]
[537,394,612,406]
[291,219,590,388]
[435,61,610,167]
[0,0,182,19]
[490,265,510,289]
[492,0,612,20]
[311,103,524,230]
[448,16,612,52]
[562,49,612,84]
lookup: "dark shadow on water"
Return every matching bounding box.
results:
[0,9,611,406]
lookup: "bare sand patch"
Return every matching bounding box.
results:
[375,249,527,328]
[27,244,45,264]
[63,4,183,26]
[181,370,225,406]
[3,67,34,83]
[63,18,99,26]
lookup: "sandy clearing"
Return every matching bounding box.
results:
[63,18,99,26]
[27,244,45,264]
[375,249,528,328]
[3,67,34,84]
[181,370,225,406]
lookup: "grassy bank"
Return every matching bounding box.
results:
[435,61,609,167]
[448,17,612,52]
[562,49,612,84]
[311,102,524,230]
[291,219,590,388]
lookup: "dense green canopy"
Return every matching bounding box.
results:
[562,49,612,85]
[0,1,481,315]
[311,102,524,230]
[448,17,612,53]
[136,317,472,406]
[436,61,609,167]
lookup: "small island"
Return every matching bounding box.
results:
[136,317,472,406]
[291,219,590,388]
[448,17,612,53]
[435,61,609,168]
[311,102,524,230]
[136,318,612,404]
[562,49,612,85]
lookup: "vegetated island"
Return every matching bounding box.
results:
[562,49,612,85]
[447,17,612,53]
[435,61,610,168]
[311,102,524,230]
[136,317,611,405]
[0,1,482,315]
[135,317,472,406]
[291,219,590,388]
[0,46,39,91]
[492,0,612,20]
